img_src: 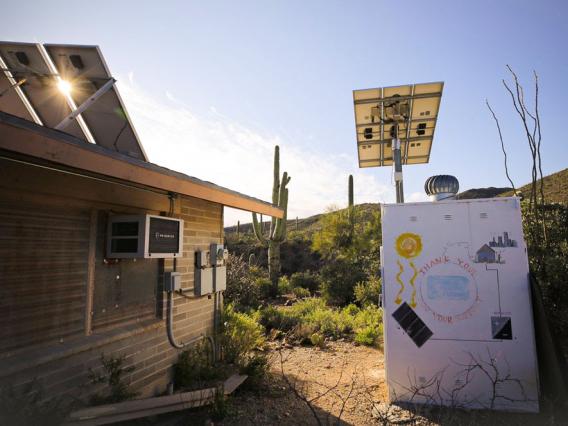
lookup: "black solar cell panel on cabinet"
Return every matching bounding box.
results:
[392,302,433,348]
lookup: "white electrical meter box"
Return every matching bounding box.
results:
[215,266,227,292]
[195,249,213,296]
[210,243,228,266]
[381,197,539,412]
[210,243,228,292]
[107,214,183,258]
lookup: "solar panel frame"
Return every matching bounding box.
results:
[353,82,443,168]
[0,41,88,141]
[44,44,148,161]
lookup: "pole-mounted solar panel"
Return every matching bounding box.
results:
[353,82,444,202]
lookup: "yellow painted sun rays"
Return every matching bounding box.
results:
[394,233,423,308]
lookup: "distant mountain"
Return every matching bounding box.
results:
[226,168,568,234]
[457,168,568,204]
[225,203,381,237]
[456,187,512,200]
[498,168,568,204]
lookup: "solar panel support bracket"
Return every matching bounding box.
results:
[55,78,116,131]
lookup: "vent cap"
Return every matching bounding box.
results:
[424,175,459,201]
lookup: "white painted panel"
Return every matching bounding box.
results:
[381,197,539,412]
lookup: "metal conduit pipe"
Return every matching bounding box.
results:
[166,289,216,360]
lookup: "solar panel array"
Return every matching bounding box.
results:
[353,82,443,168]
[0,41,147,160]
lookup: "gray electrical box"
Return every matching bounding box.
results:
[195,267,213,296]
[164,271,182,292]
[210,243,228,292]
[195,249,213,296]
[215,266,227,292]
[195,244,228,296]
[210,243,228,266]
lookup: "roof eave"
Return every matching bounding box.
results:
[0,112,284,218]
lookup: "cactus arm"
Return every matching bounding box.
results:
[252,212,266,244]
[281,188,289,241]
[348,174,354,208]
[273,174,290,242]
[270,146,280,238]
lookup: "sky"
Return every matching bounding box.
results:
[3,1,568,225]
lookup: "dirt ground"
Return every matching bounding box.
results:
[222,340,385,425]
[126,341,565,425]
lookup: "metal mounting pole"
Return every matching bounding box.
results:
[55,78,116,130]
[392,122,404,203]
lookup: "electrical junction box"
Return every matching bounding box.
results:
[107,214,183,258]
[210,244,228,292]
[164,271,182,292]
[210,243,228,266]
[215,266,227,292]
[195,249,213,296]
[381,197,539,413]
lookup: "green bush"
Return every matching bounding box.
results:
[259,298,383,347]
[354,277,382,307]
[352,305,383,347]
[354,326,379,346]
[88,354,138,405]
[240,353,269,389]
[292,287,310,298]
[174,340,219,390]
[259,305,299,332]
[278,276,291,294]
[289,271,321,293]
[225,254,261,311]
[256,277,273,299]
[310,332,326,348]
[221,304,265,365]
[523,203,568,352]
[320,258,366,306]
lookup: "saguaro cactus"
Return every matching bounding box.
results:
[348,175,355,238]
[348,174,354,209]
[251,145,291,294]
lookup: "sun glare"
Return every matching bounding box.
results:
[57,79,72,95]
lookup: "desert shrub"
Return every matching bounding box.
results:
[288,297,327,317]
[88,354,138,405]
[261,298,383,347]
[255,277,272,299]
[292,322,318,344]
[209,386,229,421]
[0,380,71,426]
[280,236,322,274]
[292,287,310,298]
[523,203,568,352]
[221,304,265,365]
[354,277,382,307]
[278,276,291,294]
[310,332,326,348]
[225,254,260,311]
[259,305,299,332]
[174,340,220,390]
[354,326,379,346]
[289,271,321,293]
[320,258,366,306]
[352,305,383,347]
[240,353,269,389]
[343,303,360,316]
